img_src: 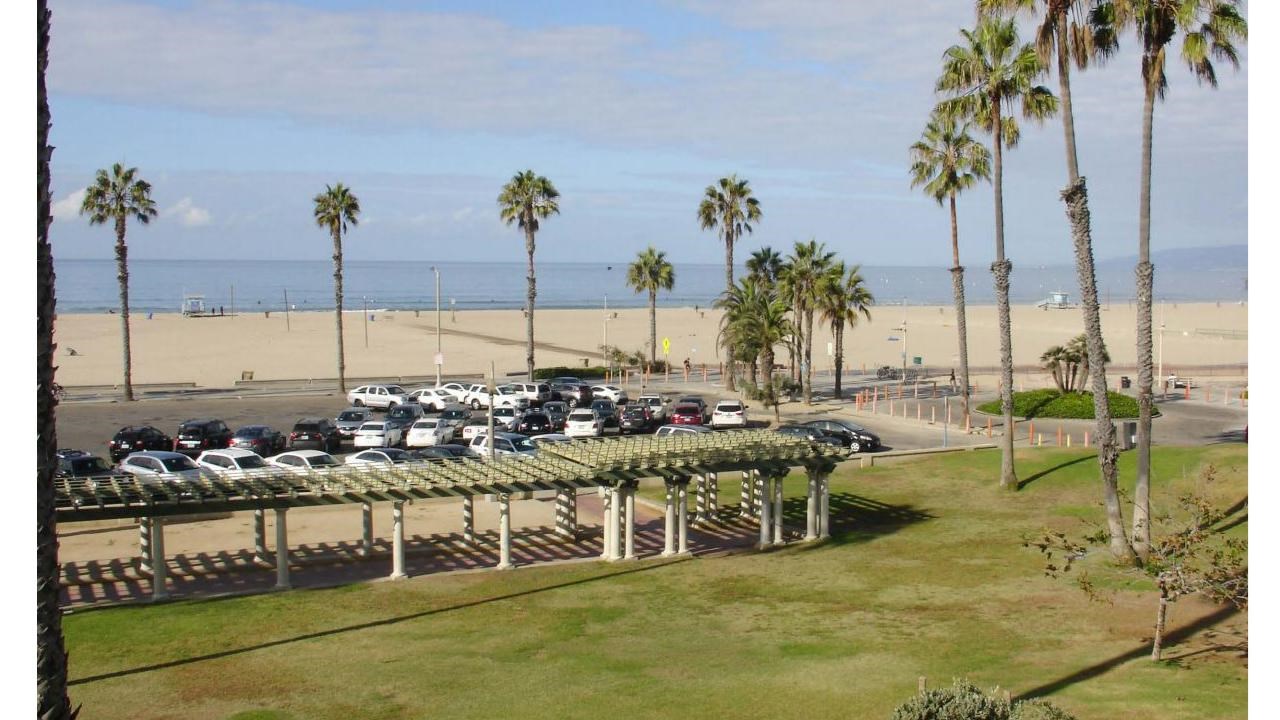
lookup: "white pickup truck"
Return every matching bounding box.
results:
[346,384,411,409]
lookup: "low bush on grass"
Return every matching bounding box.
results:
[977,389,1144,419]
[890,680,1076,720]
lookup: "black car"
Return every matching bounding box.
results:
[107,425,172,463]
[172,419,233,458]
[384,403,426,434]
[56,449,116,478]
[410,444,471,461]
[516,411,554,436]
[541,401,569,431]
[590,399,619,429]
[776,424,846,448]
[619,404,655,434]
[551,381,593,407]
[229,425,286,456]
[288,418,342,452]
[803,419,881,452]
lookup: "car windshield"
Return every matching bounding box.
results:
[236,427,265,437]
[178,425,207,437]
[675,405,697,413]
[512,437,537,452]
[443,409,466,420]
[569,411,595,421]
[160,456,197,472]
[308,456,339,467]
[524,414,548,422]
[413,420,438,429]
[718,404,742,411]
[360,423,385,431]
[236,456,267,469]
[544,403,566,413]
[338,411,365,421]
[623,408,646,418]
[295,423,321,432]
[388,407,414,418]
[386,386,406,395]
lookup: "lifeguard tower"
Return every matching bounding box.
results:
[181,294,208,317]
[1035,291,1074,310]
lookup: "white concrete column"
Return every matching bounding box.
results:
[390,501,407,580]
[772,472,785,545]
[609,487,624,561]
[818,474,831,539]
[805,470,818,541]
[707,472,719,521]
[555,488,578,540]
[600,488,615,560]
[360,503,374,557]
[662,481,676,557]
[138,517,152,574]
[753,470,766,519]
[739,471,753,518]
[254,509,268,563]
[462,496,475,544]
[150,517,169,602]
[624,486,636,560]
[274,508,291,590]
[677,482,690,555]
[497,494,513,570]
[758,475,772,549]
[694,475,707,525]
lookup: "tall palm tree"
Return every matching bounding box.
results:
[1093,0,1246,561]
[698,175,762,392]
[780,239,836,405]
[746,246,784,285]
[38,1,73,716]
[625,246,676,365]
[937,16,1057,490]
[715,277,792,420]
[79,163,157,402]
[909,107,991,420]
[818,263,875,399]
[313,183,361,393]
[981,0,1131,565]
[498,170,560,381]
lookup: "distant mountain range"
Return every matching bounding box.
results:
[1093,244,1247,271]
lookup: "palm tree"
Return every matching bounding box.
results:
[746,246,784,285]
[819,263,875,399]
[909,107,991,421]
[312,183,361,393]
[980,0,1131,565]
[1041,345,1070,393]
[625,246,676,365]
[698,175,762,392]
[716,277,792,420]
[937,16,1057,491]
[1093,0,1246,561]
[780,239,836,405]
[79,163,157,402]
[498,170,560,381]
[38,1,73,716]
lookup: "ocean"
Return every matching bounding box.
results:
[52,258,1248,314]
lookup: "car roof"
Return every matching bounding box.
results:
[278,450,332,458]
[716,399,743,406]
[126,450,189,460]
[201,448,260,458]
[657,424,711,433]
[296,417,328,423]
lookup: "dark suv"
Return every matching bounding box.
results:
[288,418,342,452]
[108,426,172,463]
[550,381,593,407]
[173,419,233,457]
[384,403,426,435]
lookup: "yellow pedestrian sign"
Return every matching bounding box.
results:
[662,337,671,355]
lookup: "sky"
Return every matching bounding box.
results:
[43,0,1248,267]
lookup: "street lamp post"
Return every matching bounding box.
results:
[432,266,442,386]
[363,296,369,348]
[1158,302,1166,399]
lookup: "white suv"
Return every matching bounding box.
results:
[461,383,530,411]
[710,400,749,428]
[347,384,411,410]
[501,382,552,406]
[565,409,603,438]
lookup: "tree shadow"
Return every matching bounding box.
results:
[1016,454,1095,490]
[782,492,934,548]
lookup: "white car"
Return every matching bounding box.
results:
[436,382,471,403]
[461,383,530,411]
[564,409,603,438]
[530,433,573,447]
[196,448,271,474]
[710,400,749,428]
[353,421,404,448]
[118,451,212,483]
[468,432,538,459]
[405,418,454,447]
[267,450,342,474]
[345,448,416,465]
[492,406,523,431]
[637,394,668,421]
[460,419,491,442]
[501,381,552,406]
[655,424,713,437]
[408,387,453,411]
[590,385,628,404]
[346,384,411,410]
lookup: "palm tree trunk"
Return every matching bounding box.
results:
[803,308,814,405]
[949,193,971,421]
[526,226,537,381]
[991,99,1018,490]
[724,232,736,392]
[763,345,779,422]
[1133,75,1158,560]
[37,1,73,713]
[332,228,346,393]
[115,218,134,401]
[1056,17,1080,181]
[833,322,844,399]
[649,289,657,365]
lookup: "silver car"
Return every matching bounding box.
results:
[335,407,375,438]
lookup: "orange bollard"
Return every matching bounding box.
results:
[702,364,708,382]
[872,391,877,414]
[1028,421,1035,444]
[963,414,969,432]
[1057,427,1063,446]
[1184,384,1189,400]
[1084,431,1090,447]
[987,418,993,438]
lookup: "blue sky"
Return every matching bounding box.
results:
[44,0,1248,266]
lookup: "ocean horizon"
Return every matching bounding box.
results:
[52,258,1248,314]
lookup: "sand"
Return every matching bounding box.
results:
[53,300,1248,389]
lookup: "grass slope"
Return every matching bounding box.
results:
[64,445,1247,720]
[977,388,1145,419]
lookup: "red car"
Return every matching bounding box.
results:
[670,403,704,425]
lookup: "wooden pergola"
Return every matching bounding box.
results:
[56,430,846,600]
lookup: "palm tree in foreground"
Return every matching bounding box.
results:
[716,277,792,420]
[313,183,361,393]
[79,163,157,402]
[499,170,560,381]
[909,107,991,420]
[819,262,875,399]
[937,16,1057,490]
[780,239,836,405]
[1093,0,1246,562]
[626,246,676,366]
[38,0,73,715]
[698,175,762,392]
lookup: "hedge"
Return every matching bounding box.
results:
[976,388,1147,419]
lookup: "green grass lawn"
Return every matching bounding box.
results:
[977,388,1148,419]
[64,444,1247,720]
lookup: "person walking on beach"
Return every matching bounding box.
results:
[949,368,957,393]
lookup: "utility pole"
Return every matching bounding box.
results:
[363,296,369,348]
[433,266,442,386]
[283,288,291,331]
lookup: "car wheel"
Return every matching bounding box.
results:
[849,441,861,453]
[353,399,364,407]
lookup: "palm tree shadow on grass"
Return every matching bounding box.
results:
[781,492,935,548]
[1017,453,1096,491]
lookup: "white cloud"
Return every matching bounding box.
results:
[164,197,212,227]
[52,189,85,221]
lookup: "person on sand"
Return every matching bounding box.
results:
[949,368,956,392]
[684,358,691,375]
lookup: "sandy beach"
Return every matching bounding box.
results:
[53,301,1248,389]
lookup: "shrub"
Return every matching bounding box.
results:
[890,680,1077,720]
[976,389,1145,419]
[533,366,607,381]
[1009,700,1078,720]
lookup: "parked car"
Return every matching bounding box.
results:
[803,419,881,452]
[590,385,628,404]
[439,404,472,433]
[346,384,411,409]
[549,380,593,407]
[460,418,492,442]
[461,383,530,410]
[775,424,846,448]
[228,425,286,456]
[655,424,712,437]
[108,426,173,463]
[353,421,404,449]
[619,404,656,434]
[405,418,454,447]
[118,450,212,483]
[196,448,271,474]
[492,406,523,431]
[541,401,570,431]
[56,450,115,479]
[636,394,668,422]
[435,382,472,403]
[564,408,603,438]
[502,381,552,406]
[267,450,342,473]
[408,387,454,411]
[288,418,343,452]
[590,399,619,430]
[172,419,234,458]
[409,444,471,461]
[515,411,554,436]
[384,403,426,434]
[710,400,749,428]
[676,396,710,423]
[335,407,375,440]
[669,403,704,425]
[530,434,573,447]
[345,448,416,465]
[468,432,538,459]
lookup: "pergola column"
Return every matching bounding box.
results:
[818,473,831,540]
[138,517,152,574]
[753,470,766,519]
[462,496,475,544]
[600,488,615,560]
[804,470,819,541]
[739,471,753,518]
[677,481,690,555]
[555,488,578,541]
[662,481,676,557]
[772,471,785,545]
[624,485,637,560]
[360,503,373,557]
[694,475,708,525]
[274,508,291,590]
[390,501,407,580]
[497,494,513,570]
[254,509,268,563]
[757,473,773,550]
[707,472,719,521]
[150,517,168,602]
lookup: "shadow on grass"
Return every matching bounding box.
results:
[68,555,691,687]
[782,492,934,548]
[1017,453,1096,491]
[1013,604,1240,702]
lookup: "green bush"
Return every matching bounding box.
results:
[1009,700,1079,720]
[976,389,1145,419]
[532,366,607,381]
[890,680,1077,720]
